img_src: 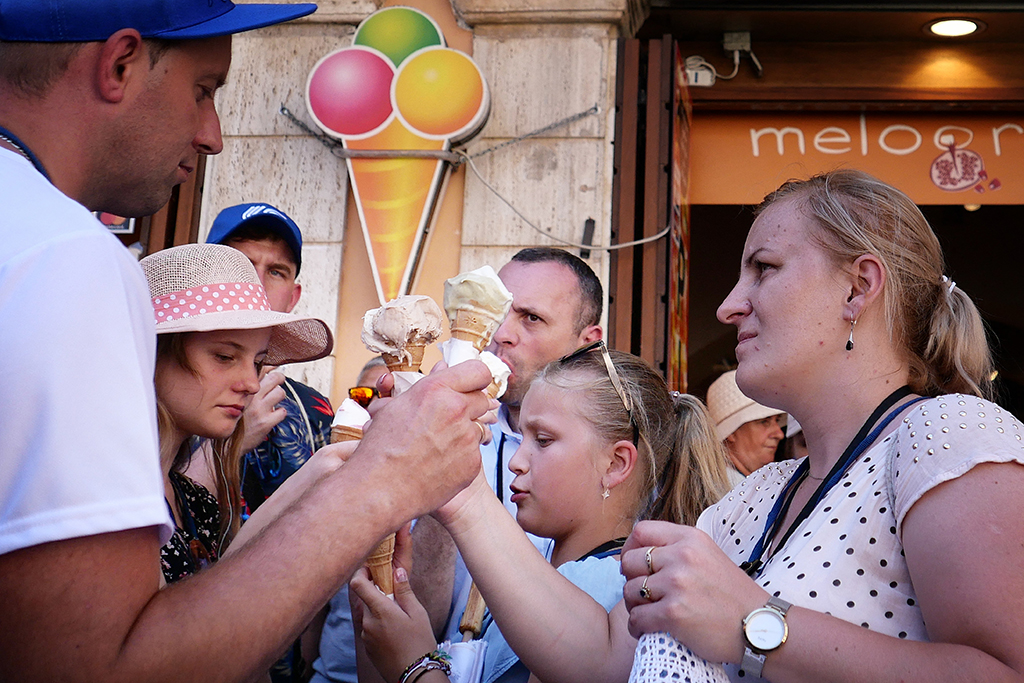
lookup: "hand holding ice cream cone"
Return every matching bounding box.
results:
[330,398,397,595]
[361,294,444,397]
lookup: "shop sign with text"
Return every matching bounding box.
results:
[691,113,1022,205]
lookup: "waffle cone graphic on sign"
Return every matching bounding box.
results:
[346,120,447,301]
[306,6,490,303]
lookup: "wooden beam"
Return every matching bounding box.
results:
[640,38,663,366]
[611,39,641,352]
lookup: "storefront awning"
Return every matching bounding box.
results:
[691,113,1023,205]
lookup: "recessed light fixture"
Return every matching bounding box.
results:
[926,18,985,37]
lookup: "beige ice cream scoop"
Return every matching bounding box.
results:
[361,294,444,368]
[443,265,513,352]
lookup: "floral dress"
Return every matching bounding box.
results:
[160,471,221,584]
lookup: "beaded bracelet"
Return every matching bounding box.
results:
[398,649,453,683]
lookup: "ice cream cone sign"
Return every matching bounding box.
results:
[306,6,491,305]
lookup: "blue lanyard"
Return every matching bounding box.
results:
[740,386,928,578]
[0,125,51,182]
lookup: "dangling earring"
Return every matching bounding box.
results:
[846,319,857,351]
[601,488,610,500]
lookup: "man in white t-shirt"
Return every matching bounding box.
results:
[0,3,493,681]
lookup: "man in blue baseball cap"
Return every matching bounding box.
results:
[0,2,496,681]
[204,203,335,508]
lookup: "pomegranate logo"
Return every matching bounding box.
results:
[930,132,1001,194]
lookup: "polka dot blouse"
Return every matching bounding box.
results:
[696,394,1024,682]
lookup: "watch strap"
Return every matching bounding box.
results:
[766,595,792,615]
[739,648,767,679]
[739,596,793,678]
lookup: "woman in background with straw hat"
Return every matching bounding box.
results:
[706,369,786,487]
[140,243,332,585]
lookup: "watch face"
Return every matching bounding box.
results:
[744,608,787,650]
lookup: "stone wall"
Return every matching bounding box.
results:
[201,0,647,400]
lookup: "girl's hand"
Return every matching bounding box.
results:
[621,520,768,664]
[350,524,439,683]
[431,467,491,530]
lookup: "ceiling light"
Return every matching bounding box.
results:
[964,204,981,212]
[926,18,984,37]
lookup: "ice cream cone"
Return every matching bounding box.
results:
[382,343,426,373]
[450,308,503,353]
[346,119,447,302]
[485,380,503,400]
[366,533,396,595]
[331,425,364,443]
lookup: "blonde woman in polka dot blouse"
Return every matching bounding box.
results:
[389,170,1024,683]
[620,169,1024,682]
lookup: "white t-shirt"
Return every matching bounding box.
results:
[0,148,171,556]
[697,394,1024,682]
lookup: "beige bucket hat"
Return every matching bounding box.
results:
[140,244,333,366]
[706,369,786,441]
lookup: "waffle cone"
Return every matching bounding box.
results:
[485,380,502,400]
[451,309,501,352]
[382,344,425,373]
[331,425,363,443]
[366,533,396,595]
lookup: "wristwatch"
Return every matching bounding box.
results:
[739,595,791,678]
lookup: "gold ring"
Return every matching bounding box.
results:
[476,420,489,443]
[639,576,653,601]
[645,546,655,575]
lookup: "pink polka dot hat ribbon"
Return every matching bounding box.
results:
[140,243,333,366]
[153,282,272,324]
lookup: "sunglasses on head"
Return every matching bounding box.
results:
[348,385,379,408]
[558,340,645,447]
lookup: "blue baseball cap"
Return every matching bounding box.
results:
[208,203,303,275]
[0,0,316,42]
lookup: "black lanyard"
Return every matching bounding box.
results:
[495,431,507,503]
[0,125,51,182]
[740,386,928,578]
[579,537,628,561]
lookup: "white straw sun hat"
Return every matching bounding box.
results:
[140,243,333,366]
[706,369,786,442]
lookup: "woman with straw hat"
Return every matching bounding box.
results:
[706,369,786,487]
[140,243,332,584]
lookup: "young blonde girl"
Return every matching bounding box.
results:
[351,344,729,683]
